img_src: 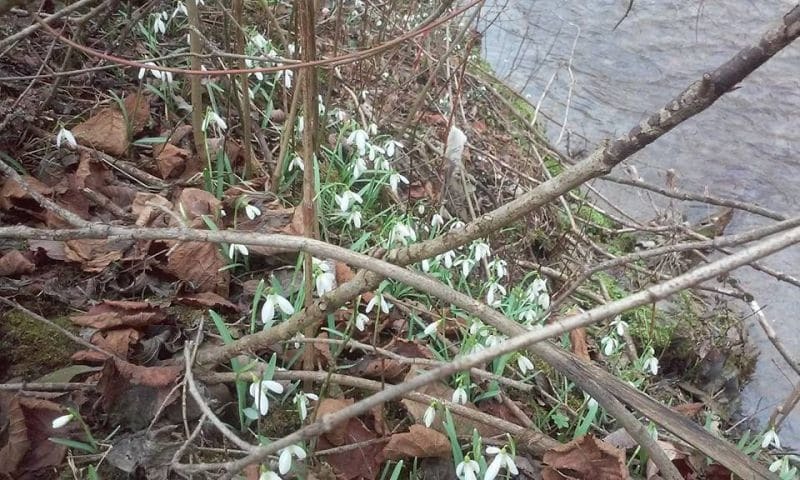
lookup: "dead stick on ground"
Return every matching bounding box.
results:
[298,0,321,384]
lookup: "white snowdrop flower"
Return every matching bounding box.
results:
[51,413,74,429]
[312,258,336,296]
[352,156,368,179]
[471,241,491,262]
[384,139,403,158]
[377,157,391,171]
[517,355,534,375]
[456,456,480,480]
[389,171,409,194]
[153,13,167,35]
[355,313,369,331]
[260,293,295,327]
[423,403,436,427]
[368,123,378,135]
[55,128,77,149]
[484,446,518,480]
[452,386,468,405]
[293,392,318,421]
[490,259,508,279]
[220,208,227,217]
[365,293,392,314]
[527,278,547,301]
[538,292,551,310]
[643,356,659,376]
[279,69,293,89]
[334,190,363,212]
[259,471,281,480]
[171,1,188,18]
[334,109,348,122]
[296,115,304,134]
[347,129,369,156]
[278,445,306,475]
[391,222,417,244]
[249,379,284,416]
[455,257,476,278]
[611,316,628,336]
[436,250,456,269]
[431,213,445,228]
[421,258,430,272]
[228,243,249,257]
[203,109,227,132]
[486,282,506,307]
[288,155,304,172]
[600,336,618,356]
[450,220,466,231]
[485,334,504,348]
[769,458,783,473]
[366,143,384,162]
[346,210,362,228]
[162,71,174,84]
[423,320,440,337]
[468,321,482,336]
[250,63,264,81]
[317,95,326,115]
[761,428,781,449]
[245,203,261,220]
[519,308,539,323]
[251,32,268,50]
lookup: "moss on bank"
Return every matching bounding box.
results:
[0,309,77,380]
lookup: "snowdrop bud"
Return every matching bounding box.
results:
[51,414,73,429]
[423,403,436,427]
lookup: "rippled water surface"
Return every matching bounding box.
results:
[481,0,800,446]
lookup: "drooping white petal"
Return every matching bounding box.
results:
[484,454,502,480]
[423,404,436,427]
[51,414,73,429]
[259,471,281,480]
[245,203,261,220]
[261,297,276,325]
[278,448,293,474]
[272,294,295,315]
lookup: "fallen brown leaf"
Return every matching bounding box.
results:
[165,241,230,296]
[0,393,30,475]
[132,192,173,227]
[71,328,142,363]
[154,143,191,179]
[335,261,355,285]
[16,397,70,474]
[177,291,239,312]
[542,435,628,480]
[64,239,125,272]
[0,175,52,211]
[379,425,450,462]
[70,300,167,330]
[0,250,34,277]
[315,398,353,446]
[317,415,381,480]
[72,93,150,156]
[348,355,408,382]
[570,327,591,362]
[174,188,221,225]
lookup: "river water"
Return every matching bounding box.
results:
[480,0,800,447]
